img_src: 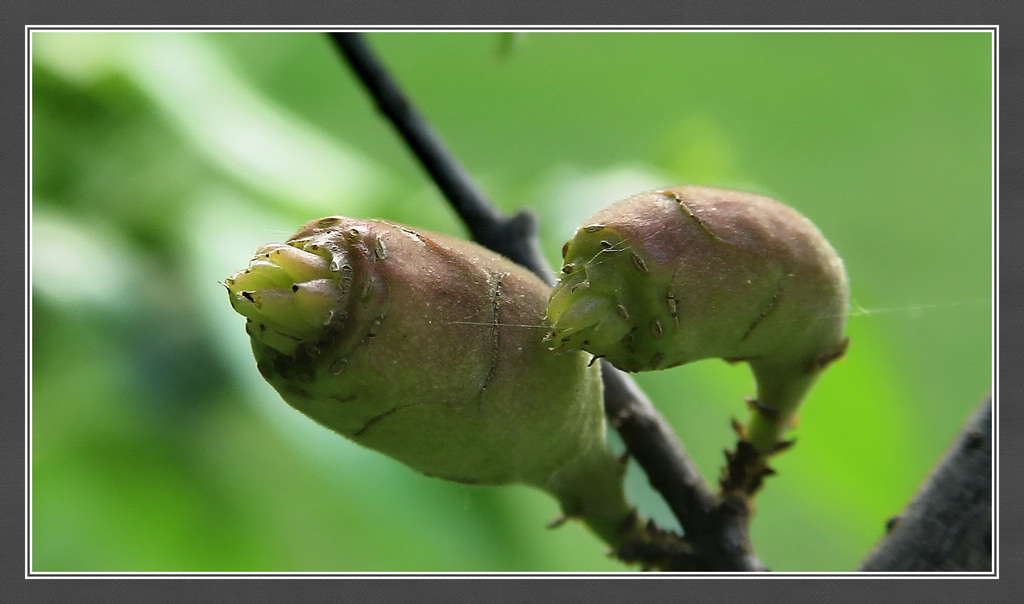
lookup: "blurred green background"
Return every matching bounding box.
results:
[30,30,992,572]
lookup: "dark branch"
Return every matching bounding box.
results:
[858,394,992,572]
[328,31,762,569]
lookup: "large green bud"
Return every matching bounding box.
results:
[547,186,849,454]
[226,217,640,548]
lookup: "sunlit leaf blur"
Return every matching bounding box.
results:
[30,30,992,572]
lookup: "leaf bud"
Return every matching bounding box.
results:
[548,186,850,453]
[226,217,643,548]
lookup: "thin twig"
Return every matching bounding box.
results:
[328,32,551,282]
[602,364,764,570]
[328,31,764,570]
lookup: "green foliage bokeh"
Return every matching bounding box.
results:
[30,30,992,572]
